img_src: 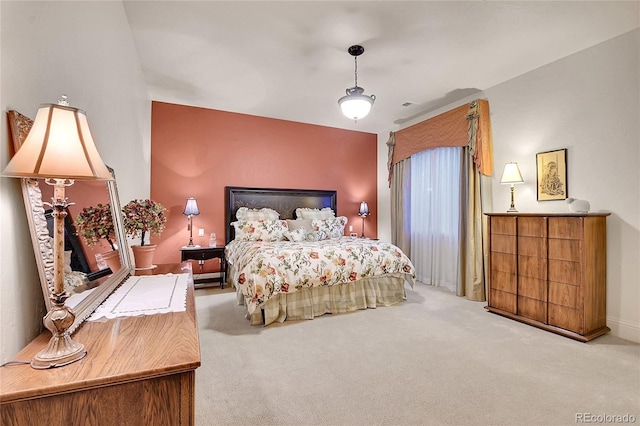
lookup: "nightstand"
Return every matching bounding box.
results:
[180,246,226,288]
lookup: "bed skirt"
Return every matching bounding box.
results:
[228,265,411,326]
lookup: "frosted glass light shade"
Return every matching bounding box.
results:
[3,103,111,180]
[500,162,524,184]
[339,95,374,120]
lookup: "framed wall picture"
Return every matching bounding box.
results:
[536,148,568,201]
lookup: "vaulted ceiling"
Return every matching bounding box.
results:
[123,1,639,134]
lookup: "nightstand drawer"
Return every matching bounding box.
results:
[180,246,224,261]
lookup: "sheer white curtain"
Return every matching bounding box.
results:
[410,147,461,292]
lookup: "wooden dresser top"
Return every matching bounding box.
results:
[0,263,201,404]
[485,212,611,217]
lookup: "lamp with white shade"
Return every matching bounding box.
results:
[500,162,524,212]
[2,95,112,369]
[358,201,370,238]
[182,197,200,248]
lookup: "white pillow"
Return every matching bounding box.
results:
[295,207,335,220]
[286,219,313,231]
[236,207,280,221]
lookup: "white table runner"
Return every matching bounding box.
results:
[88,273,189,321]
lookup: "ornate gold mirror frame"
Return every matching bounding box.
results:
[8,110,132,334]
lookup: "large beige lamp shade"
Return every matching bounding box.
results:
[3,101,112,180]
[2,96,111,369]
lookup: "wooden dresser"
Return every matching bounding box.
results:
[0,264,201,425]
[485,213,610,341]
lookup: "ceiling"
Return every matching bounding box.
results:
[122,1,639,135]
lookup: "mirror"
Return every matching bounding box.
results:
[9,110,132,334]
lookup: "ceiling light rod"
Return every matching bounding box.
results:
[349,45,364,88]
[338,45,376,122]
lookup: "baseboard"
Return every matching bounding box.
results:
[607,316,640,343]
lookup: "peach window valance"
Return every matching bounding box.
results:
[390,99,493,176]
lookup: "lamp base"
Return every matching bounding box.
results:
[507,185,518,213]
[181,244,201,249]
[31,301,87,369]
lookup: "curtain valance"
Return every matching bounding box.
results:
[390,99,493,177]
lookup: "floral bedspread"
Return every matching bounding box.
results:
[225,236,415,314]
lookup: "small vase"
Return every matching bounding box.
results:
[131,244,157,270]
[101,250,121,273]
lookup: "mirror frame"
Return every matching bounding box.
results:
[9,110,132,334]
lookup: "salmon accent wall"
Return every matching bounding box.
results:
[150,101,378,272]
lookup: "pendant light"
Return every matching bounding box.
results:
[338,45,376,121]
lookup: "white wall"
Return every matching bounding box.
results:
[378,29,640,342]
[0,2,151,363]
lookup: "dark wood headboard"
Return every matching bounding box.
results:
[225,186,337,244]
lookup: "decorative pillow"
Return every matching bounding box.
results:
[236,207,280,221]
[284,228,308,242]
[286,219,313,232]
[312,216,347,239]
[314,230,329,241]
[295,207,335,220]
[232,219,288,242]
[64,271,87,294]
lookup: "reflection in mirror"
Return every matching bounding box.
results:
[9,110,132,334]
[21,169,132,334]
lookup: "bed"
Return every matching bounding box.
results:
[224,186,415,325]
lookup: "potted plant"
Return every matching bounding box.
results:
[75,203,121,272]
[122,199,167,269]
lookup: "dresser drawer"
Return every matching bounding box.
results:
[491,234,516,254]
[490,289,516,314]
[548,282,579,308]
[548,239,581,262]
[549,217,583,239]
[490,216,516,235]
[548,303,583,334]
[548,259,580,285]
[518,276,546,301]
[518,255,547,280]
[491,270,516,293]
[518,217,547,238]
[491,252,516,274]
[518,296,546,323]
[518,236,546,257]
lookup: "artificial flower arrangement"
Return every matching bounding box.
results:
[121,199,167,246]
[75,203,117,250]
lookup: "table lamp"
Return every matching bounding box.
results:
[500,162,524,212]
[2,95,112,369]
[358,201,370,238]
[183,197,200,247]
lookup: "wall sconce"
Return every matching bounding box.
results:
[2,95,112,369]
[183,197,200,247]
[358,201,370,238]
[500,162,524,212]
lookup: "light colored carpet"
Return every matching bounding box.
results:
[194,283,639,426]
